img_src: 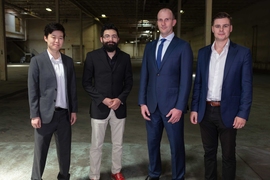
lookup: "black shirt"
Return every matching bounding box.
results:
[103,47,120,69]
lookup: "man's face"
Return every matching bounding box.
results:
[212,17,232,42]
[157,9,176,38]
[44,30,64,52]
[100,29,119,52]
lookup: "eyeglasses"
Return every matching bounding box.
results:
[103,34,118,39]
[213,24,231,29]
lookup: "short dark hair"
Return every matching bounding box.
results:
[100,23,119,37]
[212,12,232,25]
[44,22,65,38]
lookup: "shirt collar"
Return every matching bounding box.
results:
[102,47,120,59]
[211,39,230,52]
[158,32,175,42]
[47,50,62,64]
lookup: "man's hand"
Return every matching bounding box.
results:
[190,111,198,124]
[108,98,121,110]
[140,104,151,120]
[31,117,41,128]
[166,108,182,124]
[103,98,113,107]
[233,116,246,129]
[70,113,77,125]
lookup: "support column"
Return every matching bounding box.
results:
[55,0,59,23]
[176,0,182,37]
[79,10,83,64]
[205,0,212,46]
[0,0,7,81]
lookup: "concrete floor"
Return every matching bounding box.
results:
[0,61,269,180]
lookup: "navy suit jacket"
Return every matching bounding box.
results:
[138,36,193,115]
[191,41,253,127]
[28,51,78,123]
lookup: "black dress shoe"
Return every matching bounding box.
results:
[145,175,160,180]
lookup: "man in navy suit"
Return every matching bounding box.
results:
[138,8,193,180]
[190,12,253,180]
[28,23,78,180]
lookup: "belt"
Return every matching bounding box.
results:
[55,107,67,111]
[206,101,221,107]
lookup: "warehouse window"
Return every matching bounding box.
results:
[15,16,21,32]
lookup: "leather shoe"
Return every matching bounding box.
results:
[145,175,159,180]
[111,172,125,180]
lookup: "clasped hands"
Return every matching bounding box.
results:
[103,98,121,110]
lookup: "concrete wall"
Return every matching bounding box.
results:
[26,19,147,61]
[26,18,101,60]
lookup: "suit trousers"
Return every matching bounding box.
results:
[31,109,71,180]
[89,109,125,180]
[146,107,185,180]
[199,104,237,180]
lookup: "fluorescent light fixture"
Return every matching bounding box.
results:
[46,8,52,12]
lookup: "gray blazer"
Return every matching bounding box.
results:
[28,51,78,123]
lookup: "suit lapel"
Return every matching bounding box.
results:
[205,45,212,85]
[43,51,56,77]
[151,40,159,70]
[61,53,68,84]
[223,42,238,81]
[159,37,178,70]
[112,48,121,72]
[99,48,112,70]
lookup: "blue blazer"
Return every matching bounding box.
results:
[191,41,253,127]
[138,36,193,115]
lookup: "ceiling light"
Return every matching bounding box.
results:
[101,14,106,18]
[138,19,149,24]
[180,10,184,14]
[95,17,100,21]
[21,11,28,15]
[46,8,52,12]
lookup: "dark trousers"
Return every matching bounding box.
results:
[31,109,71,180]
[146,107,185,180]
[199,104,237,180]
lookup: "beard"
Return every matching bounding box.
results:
[103,42,118,52]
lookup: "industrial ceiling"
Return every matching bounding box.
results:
[4,0,264,43]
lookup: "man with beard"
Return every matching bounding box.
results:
[82,23,133,180]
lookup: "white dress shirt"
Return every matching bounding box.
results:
[47,50,67,109]
[207,40,230,101]
[156,32,175,61]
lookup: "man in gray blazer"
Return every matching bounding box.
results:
[28,22,78,180]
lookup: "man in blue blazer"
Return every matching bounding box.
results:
[138,8,193,180]
[28,23,78,180]
[190,12,253,180]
